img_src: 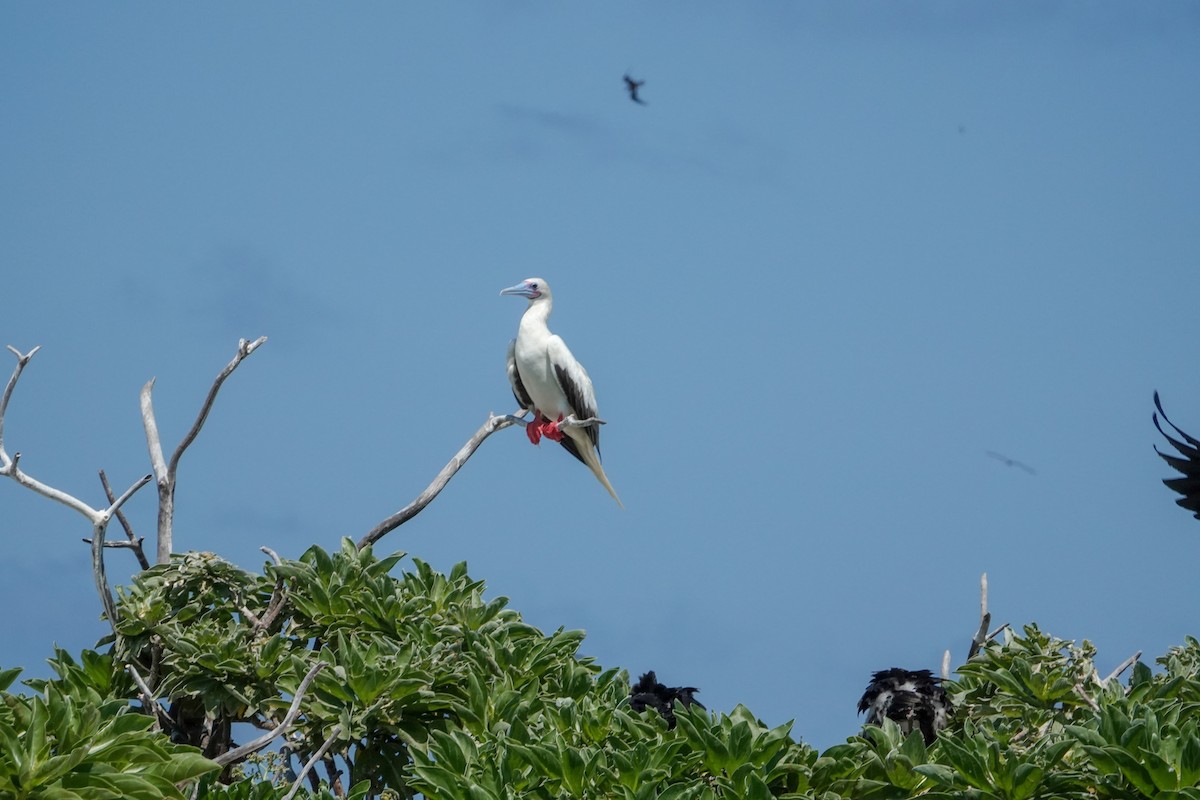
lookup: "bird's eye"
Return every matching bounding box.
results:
[530,282,539,290]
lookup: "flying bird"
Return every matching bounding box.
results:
[1153,392,1200,520]
[623,74,647,105]
[985,450,1037,475]
[629,671,703,728]
[501,278,622,507]
[858,668,952,745]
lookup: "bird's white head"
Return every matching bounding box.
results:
[499,277,551,303]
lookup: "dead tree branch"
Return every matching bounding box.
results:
[357,411,527,549]
[92,473,154,629]
[253,546,289,632]
[100,468,150,569]
[283,724,344,800]
[212,661,326,767]
[141,337,267,564]
[967,572,992,660]
[127,663,172,731]
[3,345,154,625]
[1103,650,1142,686]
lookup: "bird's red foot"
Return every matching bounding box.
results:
[542,414,565,442]
[525,419,543,445]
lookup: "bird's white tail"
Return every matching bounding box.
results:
[577,440,623,508]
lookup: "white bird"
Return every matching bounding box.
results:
[500,278,622,507]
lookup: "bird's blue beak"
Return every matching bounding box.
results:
[500,281,539,299]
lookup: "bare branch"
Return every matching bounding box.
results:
[143,337,267,564]
[1103,650,1142,686]
[357,411,524,550]
[283,724,343,800]
[1074,683,1100,711]
[261,546,283,566]
[1,345,41,452]
[105,472,153,520]
[100,469,150,570]
[941,649,951,681]
[91,514,118,630]
[987,623,1010,642]
[2,347,153,534]
[91,473,154,630]
[168,336,267,481]
[967,572,991,660]
[140,378,169,484]
[212,661,325,767]
[127,664,172,731]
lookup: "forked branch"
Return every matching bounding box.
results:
[142,337,267,563]
[2,346,154,625]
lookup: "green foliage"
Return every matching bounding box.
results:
[0,659,216,799]
[8,543,1200,799]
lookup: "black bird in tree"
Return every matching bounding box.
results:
[1154,391,1200,520]
[858,668,952,744]
[629,671,702,728]
[623,74,647,105]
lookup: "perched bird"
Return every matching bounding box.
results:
[623,74,647,105]
[629,671,703,728]
[501,278,622,507]
[858,668,952,745]
[1154,391,1200,520]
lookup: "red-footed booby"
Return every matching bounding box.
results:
[501,278,622,507]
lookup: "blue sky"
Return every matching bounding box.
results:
[2,3,1199,750]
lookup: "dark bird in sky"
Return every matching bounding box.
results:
[858,668,952,744]
[1153,391,1200,520]
[623,74,647,105]
[629,671,702,728]
[986,450,1037,475]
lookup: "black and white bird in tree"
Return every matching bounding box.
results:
[501,278,622,506]
[1153,391,1200,520]
[629,671,703,729]
[858,668,952,744]
[623,73,647,105]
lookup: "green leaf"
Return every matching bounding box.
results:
[1009,763,1044,800]
[0,668,22,692]
[144,751,219,783]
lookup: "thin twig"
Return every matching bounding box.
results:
[0,345,41,451]
[167,337,267,481]
[142,337,267,564]
[1102,651,1142,686]
[283,725,343,800]
[212,661,325,767]
[357,411,526,549]
[987,623,1010,642]
[101,468,149,570]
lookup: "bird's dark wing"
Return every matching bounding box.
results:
[554,362,600,452]
[1154,392,1200,519]
[629,671,700,730]
[858,668,951,745]
[506,339,534,412]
